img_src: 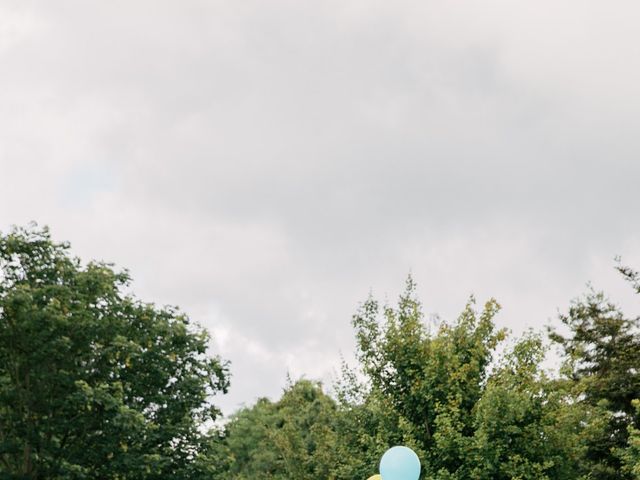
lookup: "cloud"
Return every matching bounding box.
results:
[1,0,639,413]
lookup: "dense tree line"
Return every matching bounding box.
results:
[0,225,639,479]
[213,276,640,479]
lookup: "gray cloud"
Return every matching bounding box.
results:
[1,0,639,413]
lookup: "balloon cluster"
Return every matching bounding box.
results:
[367,446,421,480]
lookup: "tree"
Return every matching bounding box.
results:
[0,225,229,479]
[215,379,339,479]
[470,335,585,479]
[550,266,640,480]
[343,277,506,479]
[619,400,640,479]
[334,277,585,480]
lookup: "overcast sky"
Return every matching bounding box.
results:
[1,0,639,414]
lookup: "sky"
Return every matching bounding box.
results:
[1,0,640,415]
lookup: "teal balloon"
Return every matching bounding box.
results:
[379,446,420,480]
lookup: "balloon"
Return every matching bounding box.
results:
[379,446,420,480]
[367,475,382,480]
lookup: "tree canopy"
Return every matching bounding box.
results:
[549,265,640,480]
[1,224,639,480]
[0,225,229,479]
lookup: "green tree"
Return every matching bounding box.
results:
[471,335,585,479]
[342,277,505,479]
[0,225,229,479]
[619,400,640,479]
[334,277,585,480]
[550,266,640,480]
[216,379,339,479]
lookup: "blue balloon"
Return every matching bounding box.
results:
[380,446,420,480]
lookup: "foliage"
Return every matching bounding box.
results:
[215,277,596,480]
[470,335,586,479]
[0,225,229,479]
[334,278,585,479]
[619,400,640,479]
[214,379,338,479]
[344,277,505,478]
[2,223,640,480]
[550,266,640,480]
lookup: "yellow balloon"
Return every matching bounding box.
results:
[367,475,382,480]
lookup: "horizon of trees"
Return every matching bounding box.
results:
[0,224,639,479]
